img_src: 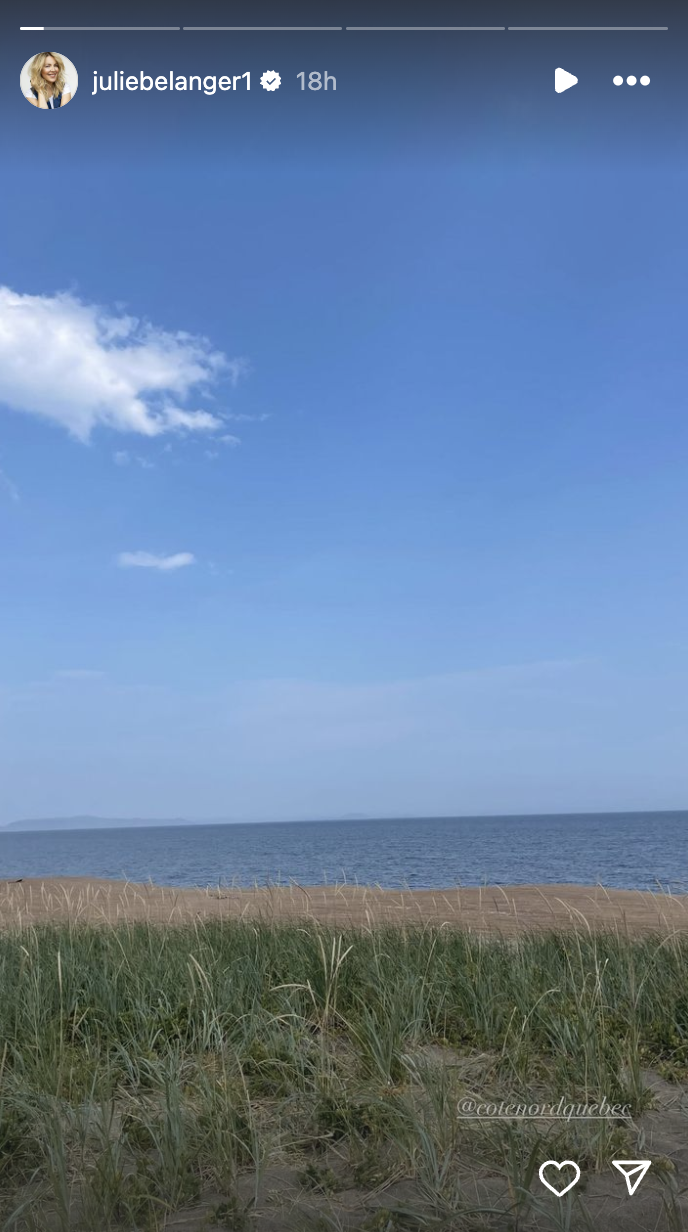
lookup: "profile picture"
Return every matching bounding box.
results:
[21,51,78,109]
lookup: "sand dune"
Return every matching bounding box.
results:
[0,876,687,935]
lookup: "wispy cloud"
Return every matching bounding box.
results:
[14,656,676,819]
[53,669,106,681]
[224,412,270,423]
[0,286,247,441]
[113,450,155,469]
[0,465,19,502]
[117,551,196,572]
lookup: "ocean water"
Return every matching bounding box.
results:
[0,812,686,891]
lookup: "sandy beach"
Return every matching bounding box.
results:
[1,875,687,935]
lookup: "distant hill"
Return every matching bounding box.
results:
[2,816,194,832]
[1,814,403,833]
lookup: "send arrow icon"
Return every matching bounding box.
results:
[612,1160,652,1196]
[555,67,578,93]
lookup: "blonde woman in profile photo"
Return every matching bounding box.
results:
[25,52,73,108]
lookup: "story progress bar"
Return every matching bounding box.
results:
[20,24,669,31]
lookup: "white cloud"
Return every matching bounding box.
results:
[220,434,241,447]
[0,286,246,441]
[117,551,195,572]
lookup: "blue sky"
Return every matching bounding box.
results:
[1,25,686,820]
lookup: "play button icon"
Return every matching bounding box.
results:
[557,68,579,93]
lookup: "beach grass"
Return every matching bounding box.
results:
[0,916,687,1229]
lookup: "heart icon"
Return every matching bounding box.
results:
[538,1160,581,1197]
